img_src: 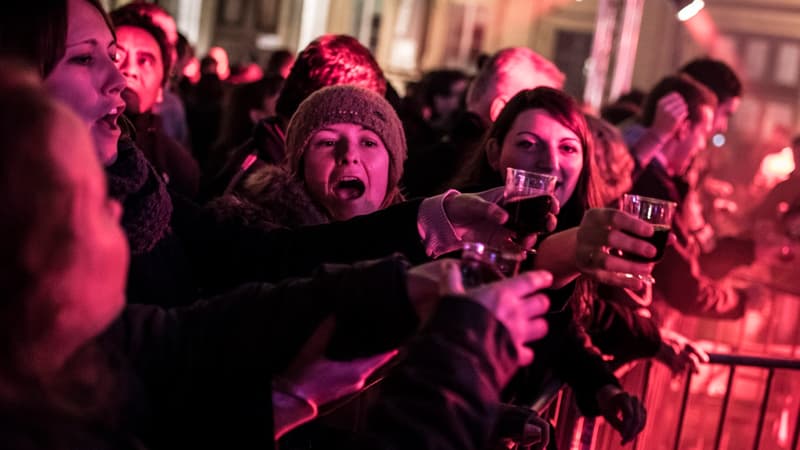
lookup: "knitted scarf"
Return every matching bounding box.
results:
[106,138,173,254]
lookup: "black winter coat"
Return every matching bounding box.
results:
[126,186,429,306]
[0,258,521,450]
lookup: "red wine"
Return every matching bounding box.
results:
[503,195,553,236]
[621,225,671,263]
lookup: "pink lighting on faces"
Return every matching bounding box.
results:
[489,109,583,206]
[209,46,230,80]
[303,123,390,221]
[44,0,126,166]
[115,25,165,114]
[50,103,129,338]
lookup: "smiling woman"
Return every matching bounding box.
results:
[212,85,408,228]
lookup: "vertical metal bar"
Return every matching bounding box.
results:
[752,368,776,450]
[673,370,694,450]
[582,0,617,111]
[792,304,800,360]
[609,0,645,101]
[792,399,800,450]
[713,365,737,450]
[580,417,596,450]
[633,360,653,450]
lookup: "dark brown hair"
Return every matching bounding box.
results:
[0,0,115,78]
[110,8,172,86]
[454,87,605,321]
[680,58,742,104]
[640,74,717,128]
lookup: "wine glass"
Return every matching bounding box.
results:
[460,241,526,288]
[617,194,677,284]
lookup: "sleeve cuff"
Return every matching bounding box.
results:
[417,189,462,258]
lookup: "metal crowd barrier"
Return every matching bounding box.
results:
[531,352,800,450]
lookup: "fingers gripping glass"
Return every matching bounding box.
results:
[615,194,677,284]
[460,242,526,288]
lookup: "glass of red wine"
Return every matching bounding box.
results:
[460,241,526,288]
[617,194,677,284]
[503,168,557,240]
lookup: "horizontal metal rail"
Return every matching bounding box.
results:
[707,352,800,370]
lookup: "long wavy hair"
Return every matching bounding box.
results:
[456,87,603,228]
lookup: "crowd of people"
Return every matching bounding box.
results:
[0,0,771,449]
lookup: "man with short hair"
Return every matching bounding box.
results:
[680,58,743,135]
[630,74,717,196]
[625,58,742,177]
[677,58,744,250]
[111,10,200,198]
[403,47,565,197]
[627,75,746,319]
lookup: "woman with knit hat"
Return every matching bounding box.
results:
[222,85,407,227]
[1,0,526,309]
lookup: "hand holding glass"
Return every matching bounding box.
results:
[460,241,526,288]
[616,194,677,284]
[503,168,557,236]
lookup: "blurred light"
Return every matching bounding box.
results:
[228,64,263,85]
[177,0,201,46]
[759,146,796,184]
[674,0,705,21]
[255,33,282,50]
[209,46,230,80]
[712,133,726,147]
[777,404,791,446]
[182,57,200,83]
[388,38,418,72]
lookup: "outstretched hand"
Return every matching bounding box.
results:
[439,261,552,366]
[282,350,399,407]
[443,190,559,250]
[576,208,656,290]
[596,385,647,445]
[657,328,710,375]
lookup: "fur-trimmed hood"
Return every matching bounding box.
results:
[241,165,330,228]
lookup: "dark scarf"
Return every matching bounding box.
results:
[106,138,173,254]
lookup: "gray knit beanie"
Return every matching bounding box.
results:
[285,85,407,203]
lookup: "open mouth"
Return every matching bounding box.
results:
[99,105,124,131]
[332,176,366,200]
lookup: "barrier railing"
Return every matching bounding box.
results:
[533,353,800,450]
[673,353,800,450]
